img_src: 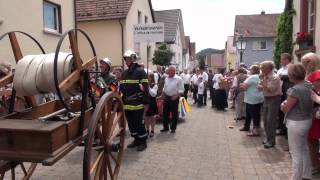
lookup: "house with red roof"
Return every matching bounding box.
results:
[76,0,155,68]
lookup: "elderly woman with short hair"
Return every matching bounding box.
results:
[281,63,313,180]
[239,65,264,136]
[258,61,282,148]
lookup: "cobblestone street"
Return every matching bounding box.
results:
[8,101,320,180]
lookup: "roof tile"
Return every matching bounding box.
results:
[235,13,280,38]
[76,0,133,21]
[154,9,181,43]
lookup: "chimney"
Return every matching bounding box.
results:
[261,10,266,15]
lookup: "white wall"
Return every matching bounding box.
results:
[0,0,75,66]
[125,0,156,71]
[169,25,184,71]
[78,20,122,66]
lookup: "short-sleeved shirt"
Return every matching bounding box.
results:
[163,75,184,96]
[286,81,313,121]
[244,74,264,104]
[200,72,208,83]
[198,82,205,95]
[213,74,222,89]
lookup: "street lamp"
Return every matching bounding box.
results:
[236,35,246,64]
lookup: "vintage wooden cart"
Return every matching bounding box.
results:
[0,29,126,180]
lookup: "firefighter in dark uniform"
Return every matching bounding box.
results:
[120,50,149,151]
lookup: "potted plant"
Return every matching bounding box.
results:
[295,32,313,49]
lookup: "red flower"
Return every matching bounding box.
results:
[295,32,313,44]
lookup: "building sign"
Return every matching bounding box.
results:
[134,23,164,42]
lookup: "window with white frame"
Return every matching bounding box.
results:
[253,40,267,50]
[43,1,61,33]
[308,0,315,34]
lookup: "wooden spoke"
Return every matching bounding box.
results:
[108,152,119,166]
[93,154,104,180]
[96,127,106,145]
[108,114,122,139]
[90,152,104,175]
[85,92,125,180]
[110,128,124,141]
[92,146,104,151]
[105,154,114,180]
[99,156,106,180]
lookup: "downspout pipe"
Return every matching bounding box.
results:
[73,0,77,35]
[119,19,124,69]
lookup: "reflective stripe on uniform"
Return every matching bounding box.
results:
[124,104,144,110]
[138,133,148,138]
[120,79,140,84]
[140,79,148,83]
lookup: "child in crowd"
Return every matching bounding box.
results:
[281,64,313,180]
[197,76,204,107]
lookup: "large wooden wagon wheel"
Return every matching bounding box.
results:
[0,161,37,180]
[84,92,126,180]
[0,31,46,180]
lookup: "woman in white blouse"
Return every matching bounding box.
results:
[145,73,159,137]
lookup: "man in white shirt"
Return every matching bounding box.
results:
[276,53,293,136]
[199,67,208,105]
[197,76,205,107]
[212,72,222,107]
[190,69,200,104]
[180,69,191,100]
[161,65,184,133]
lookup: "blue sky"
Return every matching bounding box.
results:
[151,0,285,51]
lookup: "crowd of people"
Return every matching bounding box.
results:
[2,49,320,180]
[174,52,320,180]
[90,50,186,152]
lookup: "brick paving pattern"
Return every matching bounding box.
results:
[6,102,320,180]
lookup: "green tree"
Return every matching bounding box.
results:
[273,0,295,68]
[198,55,206,69]
[152,43,174,66]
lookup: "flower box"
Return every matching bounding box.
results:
[296,32,313,49]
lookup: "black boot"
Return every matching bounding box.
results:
[127,139,139,148]
[137,141,147,151]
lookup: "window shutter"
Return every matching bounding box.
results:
[300,0,308,32]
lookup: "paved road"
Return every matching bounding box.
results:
[7,102,320,180]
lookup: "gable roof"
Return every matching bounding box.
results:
[154,9,181,43]
[76,0,155,22]
[234,13,280,38]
